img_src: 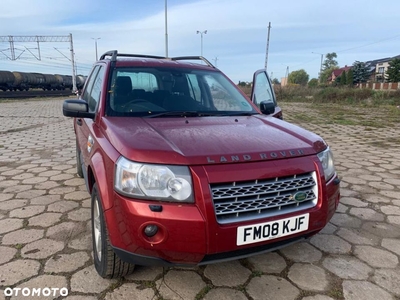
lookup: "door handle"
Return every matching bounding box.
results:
[76,119,82,126]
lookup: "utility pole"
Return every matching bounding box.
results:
[196,30,207,56]
[264,22,271,70]
[91,37,100,61]
[165,0,169,57]
[213,56,218,67]
[285,66,289,86]
[312,52,324,83]
[70,33,77,92]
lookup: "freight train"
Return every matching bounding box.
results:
[0,70,86,92]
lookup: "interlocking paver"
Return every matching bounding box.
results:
[354,246,398,268]
[0,218,23,234]
[342,280,394,300]
[204,261,252,286]
[21,238,65,259]
[9,205,46,218]
[104,282,155,300]
[288,263,329,292]
[247,275,299,300]
[248,252,287,273]
[0,260,40,286]
[0,98,399,299]
[46,221,86,241]
[0,246,17,265]
[322,256,372,280]
[44,252,90,273]
[70,266,116,293]
[156,270,206,300]
[1,228,44,245]
[372,269,400,297]
[28,212,62,227]
[336,228,380,245]
[0,199,28,211]
[203,288,248,300]
[310,234,352,254]
[280,242,322,263]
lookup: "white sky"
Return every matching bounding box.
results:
[1,0,399,83]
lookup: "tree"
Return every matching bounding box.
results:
[320,66,338,83]
[272,78,280,85]
[308,78,319,88]
[340,71,347,85]
[386,58,400,82]
[322,52,339,71]
[347,68,354,86]
[352,61,370,84]
[288,69,309,86]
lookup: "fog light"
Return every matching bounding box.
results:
[144,224,158,237]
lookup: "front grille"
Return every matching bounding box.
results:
[210,172,318,224]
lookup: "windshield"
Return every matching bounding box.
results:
[106,67,257,117]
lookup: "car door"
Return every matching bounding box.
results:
[75,65,105,180]
[251,69,282,119]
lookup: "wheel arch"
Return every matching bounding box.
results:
[88,151,114,211]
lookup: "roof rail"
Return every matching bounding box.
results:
[171,56,215,68]
[99,51,215,68]
[100,50,118,61]
[99,50,166,62]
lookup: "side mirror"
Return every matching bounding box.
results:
[259,101,275,115]
[63,99,95,119]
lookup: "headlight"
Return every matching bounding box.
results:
[317,147,336,182]
[115,157,193,203]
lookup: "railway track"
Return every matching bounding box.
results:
[0,89,75,99]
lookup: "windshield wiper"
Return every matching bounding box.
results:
[145,111,223,118]
[222,112,259,116]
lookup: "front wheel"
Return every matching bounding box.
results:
[91,183,135,278]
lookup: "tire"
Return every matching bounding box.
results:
[76,141,84,178]
[91,183,135,278]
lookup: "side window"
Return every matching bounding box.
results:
[131,72,158,92]
[187,74,201,102]
[204,75,242,111]
[252,71,275,106]
[88,66,105,112]
[81,66,104,113]
[81,66,100,102]
[118,71,158,92]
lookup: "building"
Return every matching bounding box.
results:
[328,66,352,83]
[364,54,400,82]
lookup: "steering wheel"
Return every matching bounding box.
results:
[125,99,148,106]
[123,99,149,112]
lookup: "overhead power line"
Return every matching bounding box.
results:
[0,34,77,91]
[0,36,71,43]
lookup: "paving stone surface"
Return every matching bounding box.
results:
[0,99,399,299]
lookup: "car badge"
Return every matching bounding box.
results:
[293,191,307,202]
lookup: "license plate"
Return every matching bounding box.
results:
[237,214,309,246]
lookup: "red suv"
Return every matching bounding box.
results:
[63,51,340,278]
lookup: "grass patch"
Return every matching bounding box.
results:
[195,285,212,300]
[14,244,24,249]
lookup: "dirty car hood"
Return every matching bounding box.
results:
[101,116,326,165]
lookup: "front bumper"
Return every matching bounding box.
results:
[104,158,340,266]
